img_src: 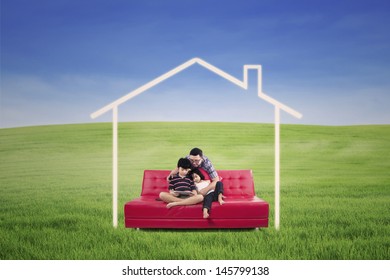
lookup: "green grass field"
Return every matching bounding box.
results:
[0,122,389,260]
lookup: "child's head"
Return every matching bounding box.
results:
[177,158,191,169]
[177,158,192,177]
[189,168,205,183]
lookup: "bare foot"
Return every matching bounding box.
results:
[167,202,178,208]
[203,208,209,219]
[218,194,225,205]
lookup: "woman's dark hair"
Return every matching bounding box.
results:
[189,147,203,157]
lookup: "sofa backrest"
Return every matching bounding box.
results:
[141,170,256,198]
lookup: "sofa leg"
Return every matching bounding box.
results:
[136,228,140,231]
[255,228,259,231]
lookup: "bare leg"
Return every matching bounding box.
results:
[167,194,204,208]
[159,192,182,203]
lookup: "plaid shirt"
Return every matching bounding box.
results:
[187,155,218,180]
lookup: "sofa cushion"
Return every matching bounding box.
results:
[141,170,256,198]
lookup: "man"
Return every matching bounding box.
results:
[167,148,219,196]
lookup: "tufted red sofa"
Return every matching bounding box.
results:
[124,170,269,229]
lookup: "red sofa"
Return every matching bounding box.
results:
[124,170,269,229]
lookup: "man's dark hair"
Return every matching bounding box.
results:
[189,147,203,157]
[177,158,192,169]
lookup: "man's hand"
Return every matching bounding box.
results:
[199,179,218,196]
[166,168,179,181]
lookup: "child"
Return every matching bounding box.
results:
[191,169,224,218]
[159,158,203,208]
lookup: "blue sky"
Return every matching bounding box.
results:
[1,0,390,128]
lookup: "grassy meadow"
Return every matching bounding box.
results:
[0,122,389,260]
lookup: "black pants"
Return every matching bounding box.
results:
[203,181,224,213]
